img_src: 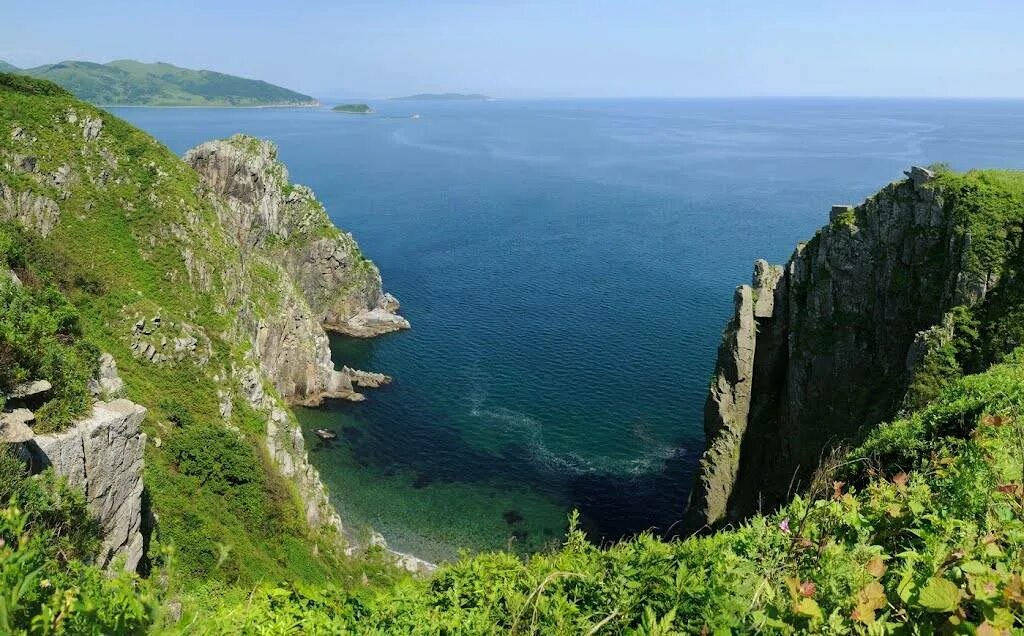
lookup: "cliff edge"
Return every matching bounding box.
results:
[690,166,1024,527]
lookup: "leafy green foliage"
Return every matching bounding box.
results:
[0,446,156,634]
[0,236,96,431]
[0,72,70,97]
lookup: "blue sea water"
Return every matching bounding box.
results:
[114,98,1024,561]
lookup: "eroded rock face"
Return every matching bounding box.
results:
[265,407,343,531]
[690,168,989,527]
[184,135,408,337]
[183,135,406,408]
[29,400,147,571]
[0,182,59,236]
[691,284,758,525]
[88,352,125,399]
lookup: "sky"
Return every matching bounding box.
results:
[2,0,1023,99]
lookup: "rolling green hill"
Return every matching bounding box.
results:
[1,59,317,107]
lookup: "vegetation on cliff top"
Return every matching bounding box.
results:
[4,75,1024,633]
[1,60,317,107]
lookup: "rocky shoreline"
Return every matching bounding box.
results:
[184,135,427,570]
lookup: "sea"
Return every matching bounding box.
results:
[113,97,1024,562]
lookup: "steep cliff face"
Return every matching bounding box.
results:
[0,76,414,580]
[28,399,147,571]
[691,166,1022,527]
[185,136,409,338]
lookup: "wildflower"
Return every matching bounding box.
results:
[779,518,790,534]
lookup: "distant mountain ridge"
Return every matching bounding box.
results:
[0,59,317,107]
[391,92,491,101]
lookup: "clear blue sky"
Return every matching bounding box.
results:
[2,0,1023,99]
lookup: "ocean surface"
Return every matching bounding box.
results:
[114,98,1024,562]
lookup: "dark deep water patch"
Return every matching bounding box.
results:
[115,98,1024,561]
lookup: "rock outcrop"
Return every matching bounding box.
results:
[87,353,125,399]
[27,399,147,571]
[184,135,408,338]
[689,166,1003,527]
[0,182,59,236]
[264,406,343,531]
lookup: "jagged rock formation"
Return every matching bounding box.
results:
[690,166,1009,527]
[0,76,419,576]
[0,182,59,236]
[87,353,125,399]
[183,135,406,408]
[184,135,409,338]
[28,399,147,571]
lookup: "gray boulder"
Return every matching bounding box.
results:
[30,400,147,571]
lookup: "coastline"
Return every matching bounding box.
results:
[103,101,321,109]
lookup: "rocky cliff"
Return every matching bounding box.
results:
[0,76,416,580]
[28,399,147,570]
[185,136,409,338]
[690,166,1020,527]
[1,351,144,572]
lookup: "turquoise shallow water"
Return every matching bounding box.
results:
[115,99,1024,562]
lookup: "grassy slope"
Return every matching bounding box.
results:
[17,59,316,106]
[0,74,396,590]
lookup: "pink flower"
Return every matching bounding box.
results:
[779,518,791,534]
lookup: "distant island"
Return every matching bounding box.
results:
[390,93,492,101]
[0,59,318,107]
[332,103,374,114]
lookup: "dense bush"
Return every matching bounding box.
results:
[0,446,155,634]
[0,278,96,432]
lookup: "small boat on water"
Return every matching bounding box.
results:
[411,113,421,119]
[314,428,338,441]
